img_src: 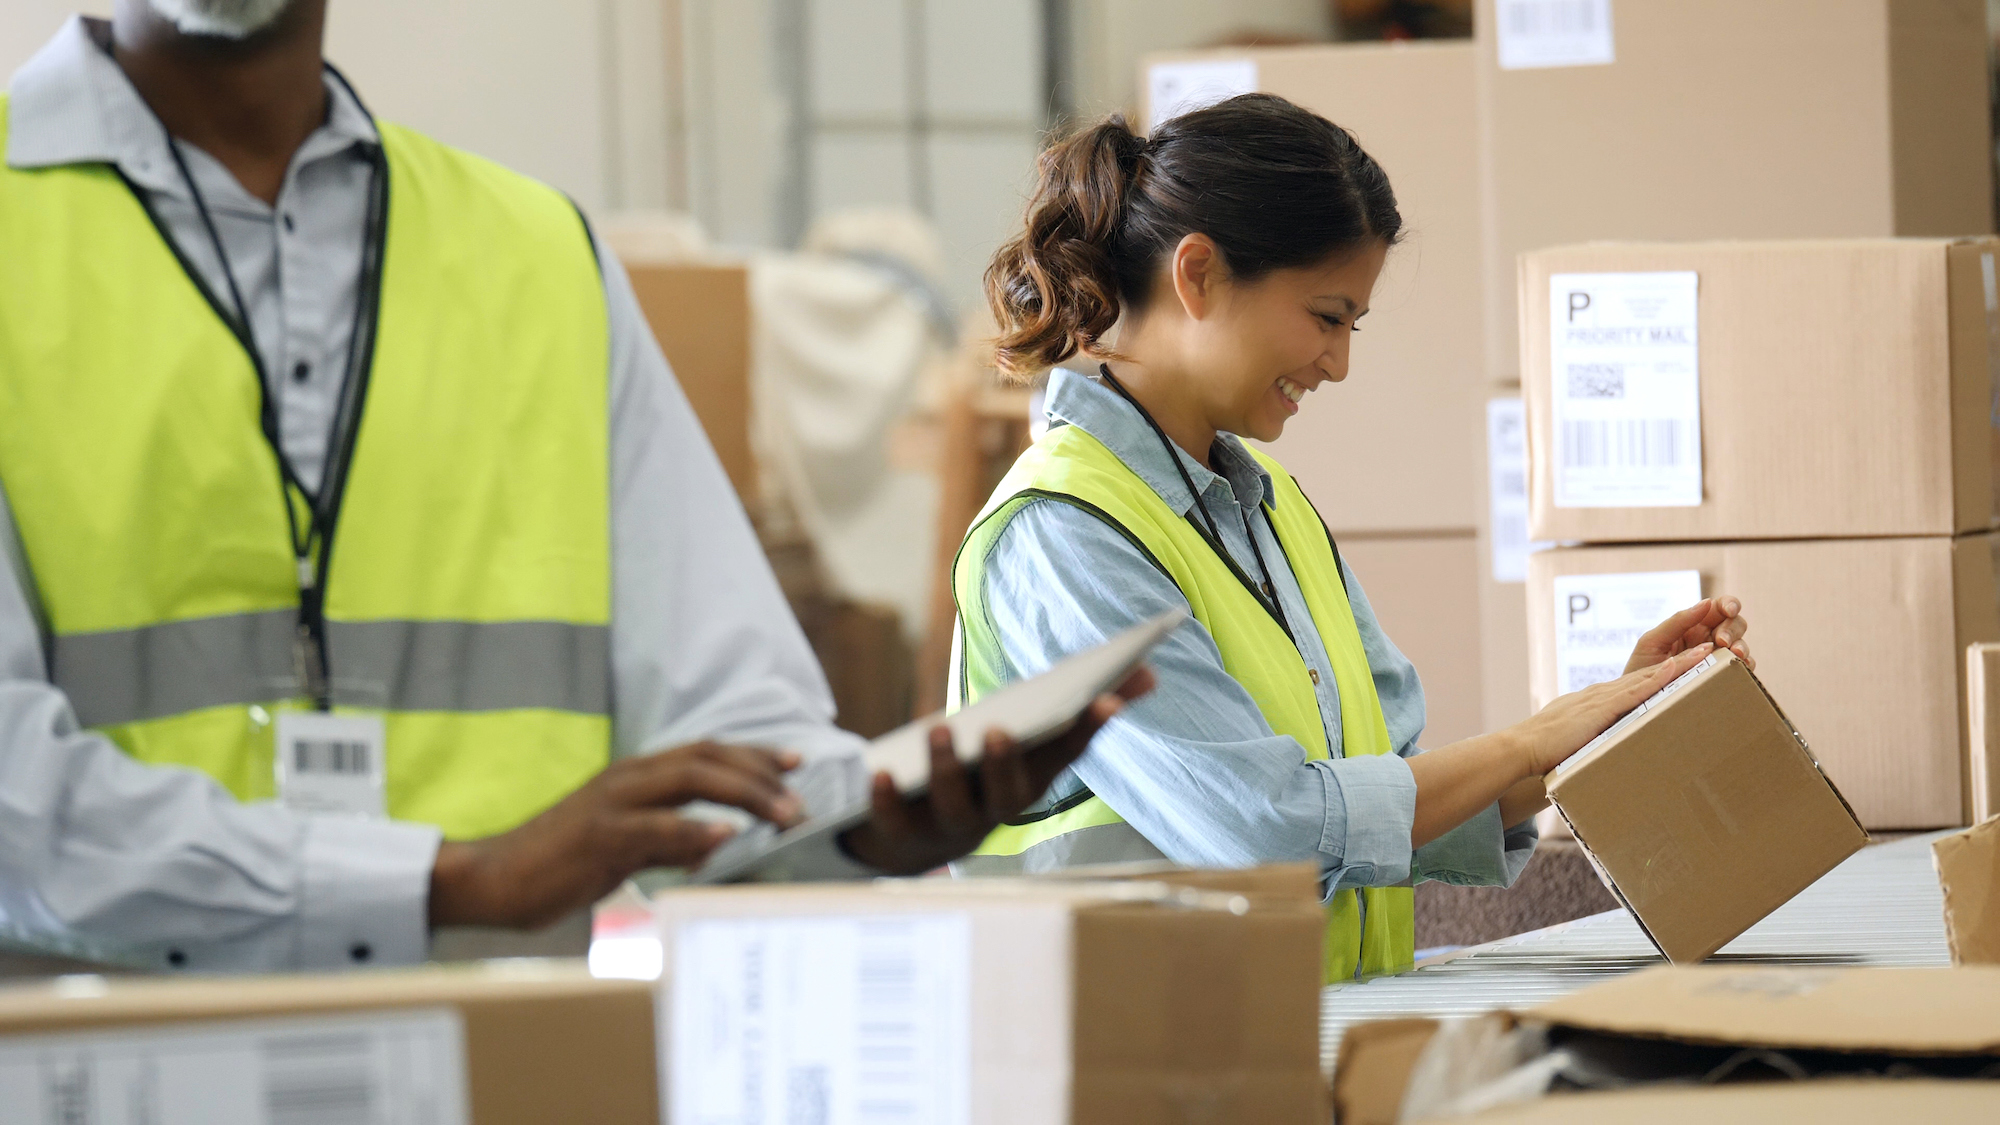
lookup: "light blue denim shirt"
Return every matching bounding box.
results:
[973,367,1535,896]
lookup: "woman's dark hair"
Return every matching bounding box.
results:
[984,92,1402,381]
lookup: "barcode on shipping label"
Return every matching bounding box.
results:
[1496,0,1614,70]
[0,1007,467,1125]
[1550,569,1703,697]
[669,913,972,1125]
[1549,271,1702,507]
[1487,398,1551,582]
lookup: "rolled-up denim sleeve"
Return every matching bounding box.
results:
[977,499,1419,897]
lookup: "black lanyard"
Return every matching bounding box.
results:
[1097,365,1299,647]
[140,70,389,710]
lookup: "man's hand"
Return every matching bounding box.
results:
[428,742,806,930]
[1626,596,1753,674]
[838,667,1156,874]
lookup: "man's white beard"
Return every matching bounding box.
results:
[146,0,295,40]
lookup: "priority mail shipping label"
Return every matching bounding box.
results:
[1147,58,1257,130]
[1551,569,1702,695]
[1549,271,1702,508]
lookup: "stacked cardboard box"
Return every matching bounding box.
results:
[1143,42,1487,745]
[1524,238,2000,829]
[1475,0,1995,740]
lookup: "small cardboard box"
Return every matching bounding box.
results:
[1968,644,2000,823]
[1529,535,2000,829]
[1936,817,2000,965]
[1336,965,2000,1123]
[656,866,1327,1125]
[1521,239,2000,544]
[1475,0,1994,379]
[0,962,656,1124]
[1142,42,1483,535]
[1544,653,1866,963]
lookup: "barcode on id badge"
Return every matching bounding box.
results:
[1561,419,1692,469]
[1504,0,1605,36]
[294,738,372,776]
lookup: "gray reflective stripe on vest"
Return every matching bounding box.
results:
[947,821,1167,877]
[51,613,610,726]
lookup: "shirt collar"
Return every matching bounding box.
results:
[1042,365,1275,519]
[6,15,379,179]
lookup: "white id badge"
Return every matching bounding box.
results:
[274,711,387,818]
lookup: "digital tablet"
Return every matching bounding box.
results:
[687,607,1185,885]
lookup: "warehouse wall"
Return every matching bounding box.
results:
[0,1,674,216]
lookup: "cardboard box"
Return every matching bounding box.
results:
[1481,392,1536,733]
[656,867,1326,1124]
[623,259,758,501]
[1340,532,1484,746]
[1475,0,1995,380]
[1336,964,2000,1123]
[1529,534,2000,828]
[1544,653,1866,962]
[0,963,656,1124]
[1143,43,1484,534]
[1522,239,2000,543]
[1936,817,2000,965]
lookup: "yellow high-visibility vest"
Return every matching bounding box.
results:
[0,94,612,840]
[949,423,1415,982]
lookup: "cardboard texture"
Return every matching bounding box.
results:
[1546,654,1866,963]
[1340,533,1483,746]
[1336,965,2000,1122]
[1529,535,2000,829]
[1475,0,1995,380]
[1143,42,1483,534]
[1522,239,2000,543]
[656,868,1327,1125]
[1971,643,2000,823]
[1936,818,2000,965]
[0,963,658,1125]
[622,260,757,501]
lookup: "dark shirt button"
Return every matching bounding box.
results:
[349,942,372,963]
[166,949,187,967]
[283,213,295,233]
[293,362,311,383]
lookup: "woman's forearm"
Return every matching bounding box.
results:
[1405,729,1533,848]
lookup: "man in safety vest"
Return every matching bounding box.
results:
[0,0,1147,971]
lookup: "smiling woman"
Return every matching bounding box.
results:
[947,93,1751,984]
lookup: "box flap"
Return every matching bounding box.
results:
[1455,1078,2000,1124]
[1530,965,2000,1054]
[1936,818,2000,965]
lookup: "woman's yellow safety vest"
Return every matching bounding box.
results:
[949,423,1415,983]
[0,95,612,840]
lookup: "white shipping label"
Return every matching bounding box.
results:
[1550,570,1702,695]
[1549,271,1702,508]
[1487,397,1551,582]
[1147,58,1257,130]
[275,711,387,818]
[669,913,972,1125]
[0,1007,467,1125]
[1496,0,1615,69]
[1556,652,1718,775]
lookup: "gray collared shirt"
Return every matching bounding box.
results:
[0,16,869,972]
[970,368,1535,895]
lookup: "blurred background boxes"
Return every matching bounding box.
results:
[1528,534,2000,829]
